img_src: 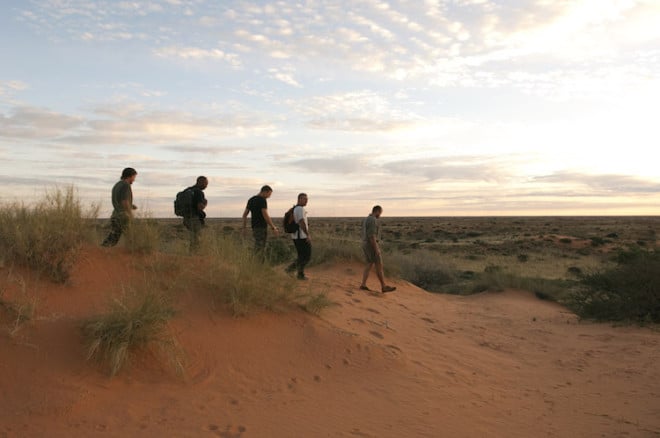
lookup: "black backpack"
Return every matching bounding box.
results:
[174,187,195,217]
[283,205,299,233]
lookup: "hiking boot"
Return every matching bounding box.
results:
[382,285,396,293]
[297,273,308,281]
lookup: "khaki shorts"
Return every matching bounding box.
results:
[362,243,382,264]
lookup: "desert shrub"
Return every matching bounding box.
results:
[202,235,299,316]
[265,237,295,265]
[125,215,161,254]
[301,292,336,316]
[0,275,37,336]
[567,266,583,276]
[559,238,572,244]
[471,269,573,301]
[309,234,363,266]
[0,187,98,282]
[81,286,180,376]
[570,249,660,323]
[388,249,456,292]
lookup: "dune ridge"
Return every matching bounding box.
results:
[1,246,659,437]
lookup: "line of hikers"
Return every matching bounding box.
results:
[101,167,396,294]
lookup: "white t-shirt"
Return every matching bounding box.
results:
[291,205,308,239]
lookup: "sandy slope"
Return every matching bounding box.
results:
[1,247,659,437]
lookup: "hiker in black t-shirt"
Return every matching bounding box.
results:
[183,176,208,251]
[242,185,279,254]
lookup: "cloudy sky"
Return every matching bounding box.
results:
[1,0,659,217]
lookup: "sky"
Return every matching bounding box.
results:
[1,0,659,217]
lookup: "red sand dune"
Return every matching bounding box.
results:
[1,246,659,437]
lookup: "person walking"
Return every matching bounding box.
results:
[101,167,138,247]
[242,185,279,254]
[285,193,311,280]
[182,176,208,251]
[360,205,396,293]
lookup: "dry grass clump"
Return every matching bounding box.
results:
[124,215,161,254]
[81,286,182,377]
[0,275,37,336]
[0,187,98,283]
[301,291,336,316]
[470,266,575,301]
[309,233,363,266]
[202,235,299,316]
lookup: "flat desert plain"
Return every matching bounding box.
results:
[1,217,659,437]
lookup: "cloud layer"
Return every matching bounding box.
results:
[1,0,659,216]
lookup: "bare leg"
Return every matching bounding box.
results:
[375,260,386,289]
[361,262,373,287]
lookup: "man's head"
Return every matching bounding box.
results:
[121,167,138,184]
[372,205,383,218]
[297,193,308,206]
[260,185,273,198]
[196,176,208,190]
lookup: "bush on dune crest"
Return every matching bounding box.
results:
[202,235,299,316]
[0,187,98,283]
[571,249,660,323]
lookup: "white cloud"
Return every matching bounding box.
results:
[153,46,242,67]
[291,90,422,132]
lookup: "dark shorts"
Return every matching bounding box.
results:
[362,242,382,264]
[252,227,268,251]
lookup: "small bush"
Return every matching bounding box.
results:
[125,215,161,254]
[302,292,336,316]
[0,187,98,282]
[472,269,574,301]
[309,234,363,266]
[0,276,37,336]
[559,238,572,244]
[203,235,298,316]
[81,287,180,376]
[571,249,660,323]
[265,237,295,265]
[388,250,455,292]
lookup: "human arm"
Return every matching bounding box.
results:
[262,208,279,236]
[242,207,249,232]
[368,234,380,255]
[121,199,133,217]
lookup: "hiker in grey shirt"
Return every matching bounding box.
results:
[102,167,137,247]
[360,205,396,293]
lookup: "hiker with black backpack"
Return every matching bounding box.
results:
[285,193,311,280]
[174,176,208,251]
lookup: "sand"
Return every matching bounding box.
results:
[1,246,659,437]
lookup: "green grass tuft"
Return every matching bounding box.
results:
[81,286,181,376]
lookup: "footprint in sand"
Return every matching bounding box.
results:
[352,298,362,303]
[365,308,381,314]
[369,330,384,339]
[351,318,365,324]
[217,424,247,437]
[350,428,374,437]
[421,317,435,324]
[431,328,445,334]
